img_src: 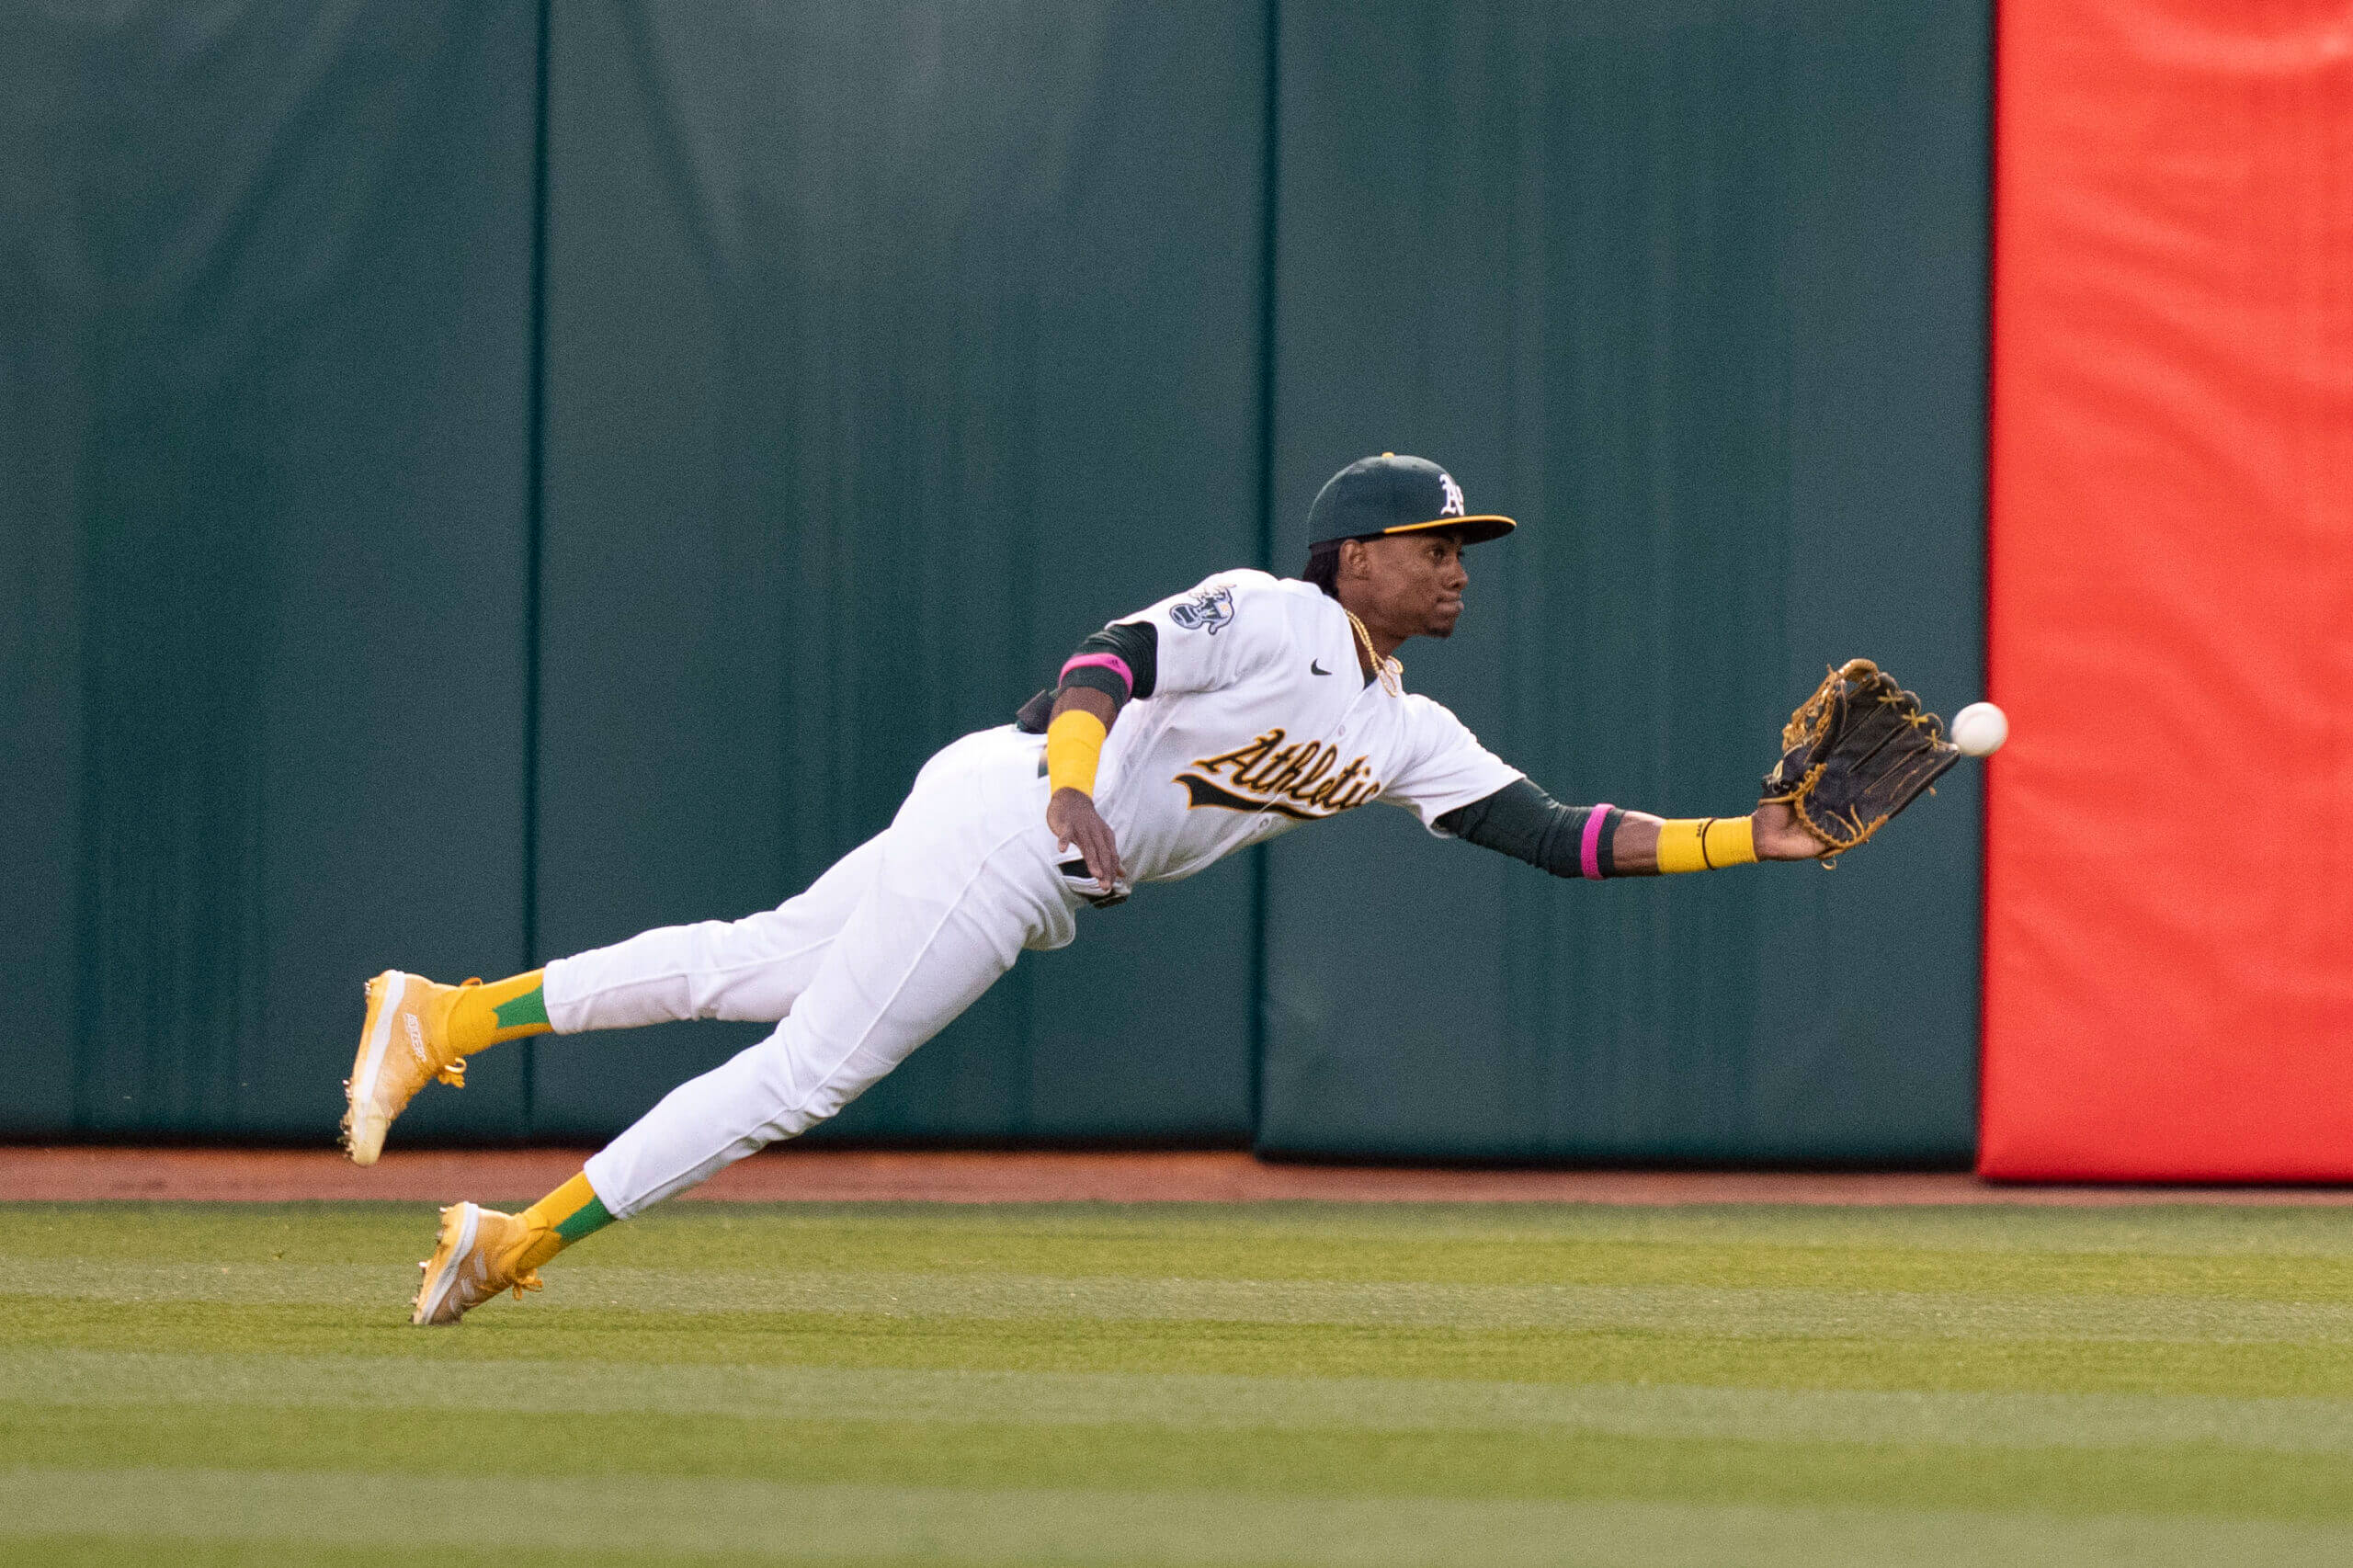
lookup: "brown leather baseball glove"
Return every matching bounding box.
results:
[1761,659,1959,858]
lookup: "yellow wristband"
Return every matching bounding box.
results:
[1655,819,1706,874]
[1045,709,1108,796]
[1655,816,1756,873]
[1703,815,1756,867]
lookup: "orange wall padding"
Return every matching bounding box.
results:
[1984,1,2353,1178]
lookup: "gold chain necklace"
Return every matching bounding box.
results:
[1343,608,1404,697]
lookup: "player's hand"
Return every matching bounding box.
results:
[1750,800,1826,860]
[1048,788,1125,890]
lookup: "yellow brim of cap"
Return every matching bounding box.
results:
[1377,514,1517,545]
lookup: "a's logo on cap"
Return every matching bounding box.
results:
[1438,471,1465,517]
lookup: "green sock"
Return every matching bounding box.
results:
[516,1173,615,1270]
[554,1192,614,1243]
[493,983,550,1032]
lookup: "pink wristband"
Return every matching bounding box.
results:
[1579,803,1615,881]
[1060,652,1134,697]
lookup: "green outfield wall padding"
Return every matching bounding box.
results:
[0,1,539,1139]
[1257,2,1989,1163]
[528,1,1268,1142]
[0,1,1991,1161]
[0,15,85,1134]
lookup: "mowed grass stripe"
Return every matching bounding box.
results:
[17,1206,2353,1304]
[8,1467,2350,1567]
[29,1298,2353,1402]
[11,1258,2353,1343]
[18,1199,2353,1263]
[13,1348,2353,1455]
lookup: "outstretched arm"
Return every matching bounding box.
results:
[1436,780,1825,879]
[1602,799,1826,872]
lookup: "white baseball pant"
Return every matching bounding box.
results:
[542,727,1080,1217]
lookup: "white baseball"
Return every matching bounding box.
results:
[1950,701,2007,758]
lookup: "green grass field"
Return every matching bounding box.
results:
[5,1199,2352,1565]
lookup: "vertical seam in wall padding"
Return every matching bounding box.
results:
[520,0,552,1135]
[1975,0,2002,1158]
[1247,0,1279,1144]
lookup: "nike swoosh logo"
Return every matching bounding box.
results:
[1310,660,1332,676]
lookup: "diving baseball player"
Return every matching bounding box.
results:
[353,453,1945,1324]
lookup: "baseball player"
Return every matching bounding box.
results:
[354,454,1932,1325]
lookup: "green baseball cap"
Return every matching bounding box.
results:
[1305,453,1517,548]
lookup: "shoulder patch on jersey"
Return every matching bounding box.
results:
[1167,585,1236,635]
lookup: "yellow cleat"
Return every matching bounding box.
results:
[411,1201,545,1326]
[342,970,474,1166]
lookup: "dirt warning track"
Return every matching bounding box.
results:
[6,1146,2352,1206]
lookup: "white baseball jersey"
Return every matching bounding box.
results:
[550,567,1525,1218]
[1087,569,1523,890]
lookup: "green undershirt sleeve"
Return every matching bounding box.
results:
[1438,778,1603,879]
